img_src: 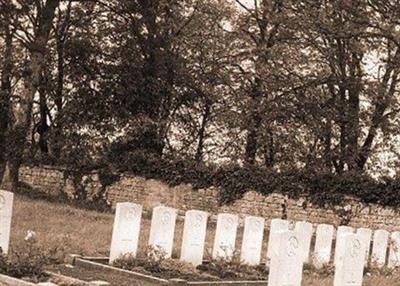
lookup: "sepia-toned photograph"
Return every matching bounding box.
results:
[0,0,400,285]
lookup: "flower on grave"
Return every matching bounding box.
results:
[24,230,36,241]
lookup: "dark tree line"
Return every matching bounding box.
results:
[1,0,400,191]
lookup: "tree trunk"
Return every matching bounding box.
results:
[244,78,263,165]
[263,130,275,168]
[0,20,13,182]
[38,73,49,155]
[52,39,65,160]
[195,99,211,163]
[1,0,59,190]
[357,53,400,170]
[346,53,362,171]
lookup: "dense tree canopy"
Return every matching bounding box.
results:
[1,0,400,190]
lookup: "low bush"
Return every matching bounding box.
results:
[113,247,267,281]
[113,246,205,280]
[0,233,57,282]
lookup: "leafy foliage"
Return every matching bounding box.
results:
[113,246,267,281]
[102,148,400,208]
[2,0,400,193]
[0,238,54,282]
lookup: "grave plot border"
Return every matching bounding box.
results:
[0,270,99,286]
[0,273,36,286]
[71,255,268,286]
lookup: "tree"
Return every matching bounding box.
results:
[2,0,60,190]
[296,0,400,173]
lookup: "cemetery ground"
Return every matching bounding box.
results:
[3,194,400,285]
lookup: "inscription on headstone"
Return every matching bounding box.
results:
[313,224,334,268]
[334,233,366,286]
[268,230,304,286]
[371,229,389,267]
[212,213,239,259]
[334,226,354,265]
[356,227,372,266]
[267,218,289,259]
[109,202,142,264]
[240,216,265,265]
[388,231,400,269]
[295,221,313,263]
[180,210,208,266]
[148,206,177,258]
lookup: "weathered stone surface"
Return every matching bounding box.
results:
[19,165,400,233]
[294,221,313,263]
[334,226,354,266]
[334,233,366,286]
[388,231,400,268]
[268,230,304,286]
[109,202,142,263]
[371,229,389,267]
[240,216,265,265]
[0,190,13,255]
[148,206,177,258]
[267,218,289,259]
[212,213,239,260]
[356,227,372,266]
[313,224,334,268]
[180,210,208,266]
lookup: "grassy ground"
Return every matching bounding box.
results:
[8,194,400,285]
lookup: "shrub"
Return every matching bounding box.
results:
[113,246,202,280]
[197,250,268,280]
[0,235,55,282]
[27,148,400,209]
[101,148,400,208]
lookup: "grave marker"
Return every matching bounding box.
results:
[334,226,354,265]
[356,227,372,266]
[109,202,142,264]
[0,190,13,255]
[267,218,289,259]
[313,224,334,268]
[388,231,400,269]
[295,221,313,263]
[212,213,239,260]
[240,216,265,265]
[334,233,366,286]
[371,229,389,267]
[148,206,177,258]
[180,210,208,266]
[268,230,304,286]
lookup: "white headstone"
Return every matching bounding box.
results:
[356,227,372,266]
[267,218,289,259]
[388,231,400,268]
[371,229,389,267]
[295,221,313,263]
[334,226,354,265]
[212,213,239,260]
[313,224,334,268]
[109,202,142,264]
[334,233,366,286]
[180,210,208,266]
[268,230,304,286]
[148,206,177,258]
[240,216,265,265]
[0,190,13,255]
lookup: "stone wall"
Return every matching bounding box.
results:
[18,165,400,231]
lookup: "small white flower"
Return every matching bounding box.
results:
[24,230,36,241]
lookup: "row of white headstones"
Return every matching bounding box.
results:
[109,202,400,286]
[0,189,398,286]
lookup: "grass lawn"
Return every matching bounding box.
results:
[7,194,400,285]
